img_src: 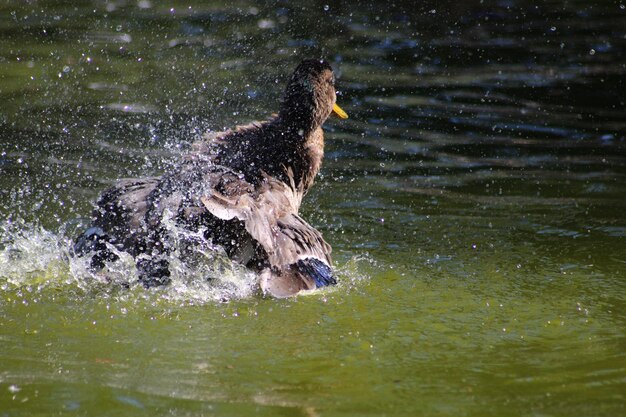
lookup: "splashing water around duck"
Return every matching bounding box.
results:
[0,216,372,304]
[71,59,349,298]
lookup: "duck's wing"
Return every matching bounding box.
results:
[200,173,320,265]
[272,213,332,267]
[200,174,335,297]
[73,176,161,266]
[91,178,161,251]
[76,162,259,274]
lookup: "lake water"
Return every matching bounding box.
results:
[1,1,625,415]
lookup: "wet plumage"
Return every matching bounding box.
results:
[74,59,348,297]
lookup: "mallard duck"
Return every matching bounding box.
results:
[74,59,348,297]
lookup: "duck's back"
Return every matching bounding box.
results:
[202,119,325,195]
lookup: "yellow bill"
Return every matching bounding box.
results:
[333,103,349,119]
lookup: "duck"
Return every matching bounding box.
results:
[73,59,349,298]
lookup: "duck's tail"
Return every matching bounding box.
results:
[260,257,337,298]
[296,258,337,288]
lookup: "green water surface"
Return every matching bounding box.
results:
[1,1,625,416]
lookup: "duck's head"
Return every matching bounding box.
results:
[279,59,348,134]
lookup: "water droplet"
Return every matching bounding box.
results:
[589,48,596,55]
[550,26,556,31]
[257,19,275,29]
[323,4,329,11]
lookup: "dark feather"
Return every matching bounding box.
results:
[296,258,337,288]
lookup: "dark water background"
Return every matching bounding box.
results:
[1,1,625,416]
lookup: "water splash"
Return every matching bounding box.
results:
[0,218,258,303]
[0,218,73,287]
[0,219,371,304]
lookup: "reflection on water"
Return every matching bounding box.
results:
[1,0,625,415]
